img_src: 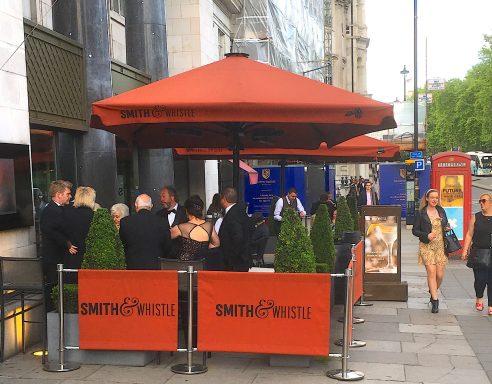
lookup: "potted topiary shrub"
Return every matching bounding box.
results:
[346,194,360,232]
[274,207,316,273]
[48,209,153,366]
[310,204,336,273]
[334,196,354,242]
[271,207,315,367]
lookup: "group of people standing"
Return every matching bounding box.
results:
[39,181,258,307]
[413,189,492,314]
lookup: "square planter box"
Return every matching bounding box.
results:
[47,313,156,366]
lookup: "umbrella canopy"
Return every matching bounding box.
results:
[174,135,400,163]
[90,53,396,188]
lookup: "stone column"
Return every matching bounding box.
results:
[78,1,118,207]
[125,0,174,207]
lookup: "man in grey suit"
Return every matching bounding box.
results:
[120,194,172,270]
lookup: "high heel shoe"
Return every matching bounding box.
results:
[431,298,439,313]
[476,302,484,311]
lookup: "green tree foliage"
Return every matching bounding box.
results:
[334,196,353,242]
[82,208,126,270]
[274,207,316,273]
[309,204,336,273]
[346,195,360,231]
[427,35,492,153]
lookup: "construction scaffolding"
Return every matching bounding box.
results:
[233,0,331,83]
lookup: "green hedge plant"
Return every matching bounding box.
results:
[52,208,126,312]
[274,207,316,273]
[334,196,354,242]
[310,203,336,273]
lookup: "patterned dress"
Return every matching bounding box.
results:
[175,222,213,261]
[418,217,448,266]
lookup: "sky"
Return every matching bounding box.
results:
[365,0,492,103]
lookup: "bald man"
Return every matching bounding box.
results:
[119,194,172,269]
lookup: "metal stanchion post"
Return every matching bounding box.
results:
[327,267,364,381]
[338,245,365,325]
[335,245,366,348]
[171,266,207,374]
[43,264,80,372]
[354,293,373,307]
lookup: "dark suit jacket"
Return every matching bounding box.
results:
[412,205,449,245]
[219,204,251,271]
[358,190,379,208]
[310,200,337,219]
[156,204,187,228]
[156,204,187,258]
[40,200,71,264]
[63,206,94,270]
[119,209,172,270]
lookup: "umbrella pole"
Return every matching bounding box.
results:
[232,129,240,198]
[279,159,286,196]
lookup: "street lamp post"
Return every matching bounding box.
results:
[400,65,409,101]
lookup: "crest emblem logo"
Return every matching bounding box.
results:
[262,169,271,180]
[399,168,406,179]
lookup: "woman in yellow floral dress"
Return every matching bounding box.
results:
[412,189,449,313]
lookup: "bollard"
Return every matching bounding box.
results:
[327,267,364,381]
[334,245,366,348]
[171,266,207,374]
[43,264,80,372]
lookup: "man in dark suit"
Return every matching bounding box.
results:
[310,192,337,221]
[156,186,187,259]
[40,180,77,309]
[156,186,187,228]
[358,180,379,211]
[218,187,251,271]
[120,194,172,270]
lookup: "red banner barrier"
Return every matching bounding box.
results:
[78,270,178,351]
[198,271,331,356]
[353,242,363,305]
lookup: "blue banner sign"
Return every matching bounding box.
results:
[379,164,407,217]
[244,166,305,216]
[410,151,423,159]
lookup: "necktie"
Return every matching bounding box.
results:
[167,209,176,215]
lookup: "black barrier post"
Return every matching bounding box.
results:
[335,245,366,348]
[43,264,80,372]
[171,266,207,375]
[327,267,364,381]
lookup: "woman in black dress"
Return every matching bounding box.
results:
[462,193,492,314]
[63,186,96,282]
[170,195,220,261]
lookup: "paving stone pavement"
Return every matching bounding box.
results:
[0,226,491,383]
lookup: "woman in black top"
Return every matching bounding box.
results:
[412,189,449,313]
[462,193,492,314]
[63,187,96,282]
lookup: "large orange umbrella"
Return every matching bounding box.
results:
[174,135,400,163]
[91,53,396,188]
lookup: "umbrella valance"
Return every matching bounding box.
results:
[174,136,400,163]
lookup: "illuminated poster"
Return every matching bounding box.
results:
[0,159,16,214]
[439,175,464,240]
[364,215,398,274]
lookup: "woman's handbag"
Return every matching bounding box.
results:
[444,229,462,254]
[466,249,491,269]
